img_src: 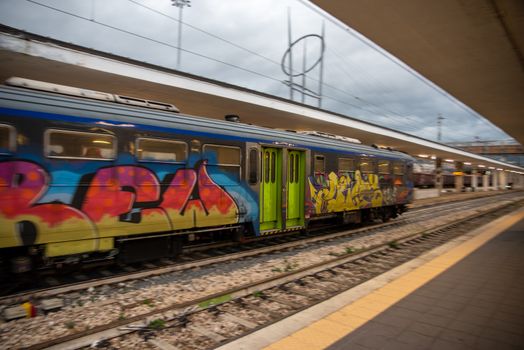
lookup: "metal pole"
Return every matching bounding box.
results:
[177,6,183,70]
[318,21,325,108]
[90,0,95,21]
[172,0,191,70]
[437,114,444,141]
[287,7,294,101]
[302,40,307,104]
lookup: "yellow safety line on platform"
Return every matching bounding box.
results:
[264,207,524,350]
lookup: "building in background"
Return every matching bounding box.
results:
[449,140,524,167]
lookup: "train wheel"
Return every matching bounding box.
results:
[232,226,244,242]
[381,210,390,223]
[171,235,183,258]
[382,206,398,222]
[361,209,371,223]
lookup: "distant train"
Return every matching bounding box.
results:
[414,173,479,189]
[413,173,471,188]
[412,159,478,189]
[0,78,414,272]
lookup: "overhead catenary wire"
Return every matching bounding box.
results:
[125,0,416,117]
[25,0,285,84]
[27,0,424,129]
[125,0,498,141]
[327,46,493,141]
[122,0,457,133]
[327,46,420,121]
[22,0,501,143]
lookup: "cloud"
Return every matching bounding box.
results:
[0,0,513,143]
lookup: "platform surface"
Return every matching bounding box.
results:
[409,189,506,209]
[323,212,524,350]
[218,205,524,350]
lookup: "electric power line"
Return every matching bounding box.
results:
[126,0,282,68]
[22,0,497,143]
[109,1,485,139]
[125,0,448,131]
[26,0,426,129]
[26,0,285,84]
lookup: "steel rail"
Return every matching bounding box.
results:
[1,190,520,305]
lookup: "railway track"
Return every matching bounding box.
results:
[2,193,523,350]
[0,191,519,304]
[0,191,520,304]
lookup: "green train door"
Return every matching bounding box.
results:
[286,150,305,228]
[260,147,282,231]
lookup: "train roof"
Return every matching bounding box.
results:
[0,83,414,161]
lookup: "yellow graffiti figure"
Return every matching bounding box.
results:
[309,170,385,215]
[368,173,383,207]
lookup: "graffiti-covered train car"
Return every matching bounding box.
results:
[0,78,414,271]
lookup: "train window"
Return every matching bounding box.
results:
[190,139,201,153]
[0,124,15,154]
[203,144,241,166]
[294,153,299,183]
[406,163,413,182]
[314,155,325,183]
[360,159,374,173]
[338,158,355,175]
[203,144,241,182]
[289,153,300,183]
[289,153,295,184]
[270,151,276,183]
[136,138,187,163]
[248,148,258,184]
[378,160,390,174]
[393,162,405,185]
[264,151,270,183]
[45,130,115,160]
[314,155,325,173]
[393,162,404,175]
[394,162,405,185]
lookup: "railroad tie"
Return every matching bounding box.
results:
[221,312,258,329]
[330,268,358,279]
[289,287,322,300]
[306,279,339,293]
[241,303,282,319]
[319,277,349,288]
[188,325,227,343]
[148,338,180,350]
[269,295,303,309]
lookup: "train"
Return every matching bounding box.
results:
[412,168,459,188]
[413,172,473,189]
[0,78,414,273]
[412,160,482,189]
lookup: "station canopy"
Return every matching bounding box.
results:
[311,0,524,148]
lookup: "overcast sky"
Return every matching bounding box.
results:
[0,0,513,143]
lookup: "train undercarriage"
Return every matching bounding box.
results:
[1,205,408,276]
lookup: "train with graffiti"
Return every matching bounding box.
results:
[0,78,414,272]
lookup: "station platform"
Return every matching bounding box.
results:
[410,189,508,209]
[218,205,524,350]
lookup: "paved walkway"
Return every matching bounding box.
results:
[218,206,524,350]
[325,213,524,350]
[410,189,508,209]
